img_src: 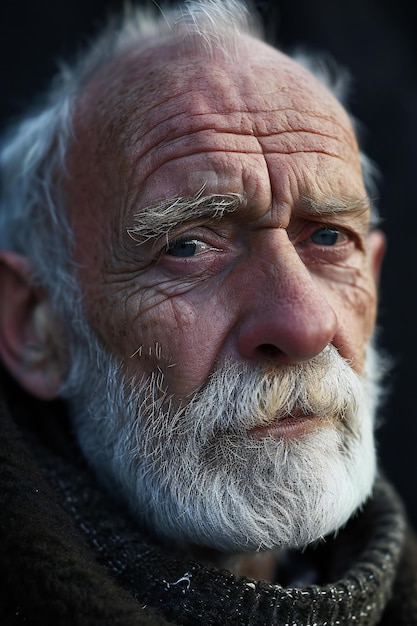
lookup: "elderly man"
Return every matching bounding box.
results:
[0,0,416,624]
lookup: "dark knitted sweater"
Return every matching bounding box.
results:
[1,369,417,626]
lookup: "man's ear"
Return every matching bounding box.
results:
[0,250,68,400]
[368,229,386,286]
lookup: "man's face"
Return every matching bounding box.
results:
[68,37,380,400]
[62,36,384,550]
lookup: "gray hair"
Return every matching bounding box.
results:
[0,1,256,307]
[0,0,377,342]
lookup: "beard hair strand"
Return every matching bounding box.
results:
[65,340,380,552]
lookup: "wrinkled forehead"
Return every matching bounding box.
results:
[73,34,357,166]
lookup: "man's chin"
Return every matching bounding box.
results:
[68,336,380,555]
[129,424,377,553]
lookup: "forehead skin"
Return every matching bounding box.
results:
[64,34,375,388]
[67,34,363,227]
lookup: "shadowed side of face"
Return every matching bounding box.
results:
[64,33,384,403]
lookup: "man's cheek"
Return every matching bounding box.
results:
[340,278,378,337]
[114,292,196,380]
[331,282,377,371]
[125,292,230,399]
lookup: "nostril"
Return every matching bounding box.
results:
[258,344,281,358]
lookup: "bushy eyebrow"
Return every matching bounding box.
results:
[300,195,378,226]
[127,187,247,243]
[127,191,377,245]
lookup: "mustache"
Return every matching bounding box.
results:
[142,344,369,446]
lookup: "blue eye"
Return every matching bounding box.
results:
[310,228,340,246]
[166,239,198,257]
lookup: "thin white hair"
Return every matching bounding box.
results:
[0,0,378,373]
[0,0,258,373]
[66,321,381,551]
[0,0,385,550]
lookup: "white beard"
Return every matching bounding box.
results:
[64,336,382,552]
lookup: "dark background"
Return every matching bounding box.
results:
[1,1,416,526]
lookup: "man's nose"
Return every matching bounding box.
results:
[235,235,337,366]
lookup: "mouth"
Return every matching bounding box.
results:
[248,408,319,440]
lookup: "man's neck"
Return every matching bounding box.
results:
[178,543,282,582]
